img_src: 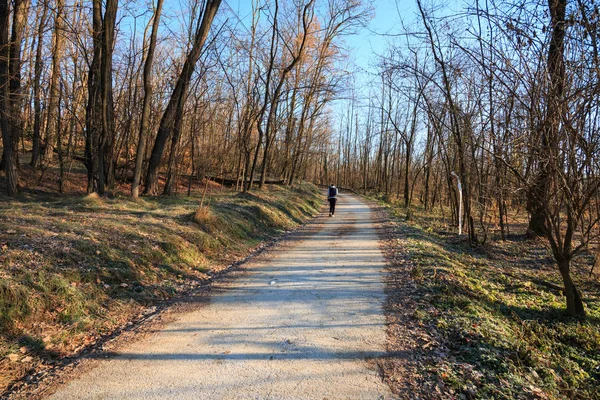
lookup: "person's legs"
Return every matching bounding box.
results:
[330,198,337,216]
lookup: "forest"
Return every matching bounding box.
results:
[1,0,596,312]
[0,0,600,315]
[0,0,599,396]
[0,0,368,198]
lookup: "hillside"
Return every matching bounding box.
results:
[0,183,322,393]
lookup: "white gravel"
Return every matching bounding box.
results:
[48,194,393,399]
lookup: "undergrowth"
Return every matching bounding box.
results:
[382,200,600,399]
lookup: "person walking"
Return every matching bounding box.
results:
[328,184,338,217]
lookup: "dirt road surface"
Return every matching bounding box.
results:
[48,194,392,399]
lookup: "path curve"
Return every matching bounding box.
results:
[48,194,392,399]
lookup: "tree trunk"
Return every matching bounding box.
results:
[132,0,164,198]
[85,0,118,195]
[0,0,28,196]
[57,83,65,193]
[0,0,18,196]
[528,0,567,237]
[101,0,118,192]
[280,81,299,180]
[256,0,314,189]
[44,0,66,162]
[30,0,49,168]
[163,104,185,195]
[8,0,29,164]
[558,259,586,317]
[144,0,221,195]
[247,1,279,191]
[527,159,550,237]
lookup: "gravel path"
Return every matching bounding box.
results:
[48,194,393,399]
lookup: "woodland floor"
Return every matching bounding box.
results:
[0,163,322,397]
[377,202,600,399]
[3,160,599,399]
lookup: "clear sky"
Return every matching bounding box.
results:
[343,0,421,109]
[348,0,415,75]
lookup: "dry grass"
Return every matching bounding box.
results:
[0,181,321,393]
[193,205,212,224]
[379,200,600,399]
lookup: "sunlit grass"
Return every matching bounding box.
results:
[381,200,600,399]
[0,183,321,392]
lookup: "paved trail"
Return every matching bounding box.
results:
[49,194,392,399]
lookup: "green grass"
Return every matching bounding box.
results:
[380,201,600,399]
[0,182,322,391]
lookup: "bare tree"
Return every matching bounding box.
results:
[85,0,118,194]
[526,0,567,237]
[0,0,29,196]
[131,0,164,198]
[30,0,49,168]
[256,0,316,189]
[417,0,477,243]
[44,0,66,163]
[144,0,222,195]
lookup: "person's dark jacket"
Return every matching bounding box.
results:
[328,186,338,199]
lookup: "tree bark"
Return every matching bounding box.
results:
[246,0,279,191]
[0,0,28,196]
[144,0,221,195]
[85,0,118,194]
[527,0,567,237]
[44,0,66,162]
[8,0,29,163]
[30,0,49,168]
[132,0,164,198]
[0,0,18,196]
[57,83,65,193]
[163,103,185,195]
[558,259,586,317]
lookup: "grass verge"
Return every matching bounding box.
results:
[0,183,321,393]
[378,201,600,399]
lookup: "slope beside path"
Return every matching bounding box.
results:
[47,194,393,399]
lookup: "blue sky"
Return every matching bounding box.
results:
[225,0,417,78]
[222,0,424,135]
[117,0,418,107]
[349,0,415,74]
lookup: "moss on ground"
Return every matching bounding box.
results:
[380,200,600,399]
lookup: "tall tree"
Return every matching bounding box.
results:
[131,0,164,198]
[0,0,17,196]
[417,0,477,244]
[30,0,50,168]
[0,0,29,196]
[144,0,222,195]
[257,0,315,189]
[44,0,66,162]
[526,0,567,237]
[85,0,118,194]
